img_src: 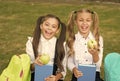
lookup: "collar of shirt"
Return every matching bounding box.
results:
[40,34,57,44]
[75,31,95,41]
[38,34,57,54]
[38,34,57,65]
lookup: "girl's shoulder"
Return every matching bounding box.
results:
[99,35,103,41]
[63,42,66,46]
[27,36,33,42]
[26,37,33,48]
[99,35,104,45]
[26,36,33,45]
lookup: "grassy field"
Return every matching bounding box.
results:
[0,0,120,80]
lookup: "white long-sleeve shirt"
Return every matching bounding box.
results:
[67,32,103,72]
[26,35,67,79]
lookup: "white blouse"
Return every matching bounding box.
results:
[67,32,103,72]
[26,35,56,65]
[26,35,66,78]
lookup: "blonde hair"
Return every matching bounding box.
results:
[67,9,100,56]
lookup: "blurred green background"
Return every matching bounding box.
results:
[0,0,120,81]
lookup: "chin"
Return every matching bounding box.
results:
[45,36,53,40]
[81,31,88,34]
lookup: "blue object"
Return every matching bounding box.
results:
[104,52,120,81]
[78,64,96,81]
[34,64,53,81]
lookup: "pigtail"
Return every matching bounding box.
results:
[55,22,66,72]
[92,12,100,51]
[67,11,76,56]
[32,16,44,58]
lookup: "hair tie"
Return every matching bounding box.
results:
[74,11,77,13]
[91,11,94,14]
[92,11,96,14]
[72,11,77,14]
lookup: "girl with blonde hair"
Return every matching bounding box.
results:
[67,9,104,81]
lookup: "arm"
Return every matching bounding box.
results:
[26,37,35,71]
[26,37,43,71]
[88,36,103,63]
[68,54,83,78]
[67,54,76,72]
[95,36,103,71]
[88,48,99,63]
[88,36,103,72]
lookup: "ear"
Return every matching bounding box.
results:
[40,24,43,29]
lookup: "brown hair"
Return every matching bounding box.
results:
[32,14,66,71]
[67,9,100,56]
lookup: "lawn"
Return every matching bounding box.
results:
[0,0,120,81]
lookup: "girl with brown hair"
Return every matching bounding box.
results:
[26,14,66,81]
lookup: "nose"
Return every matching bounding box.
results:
[47,25,52,30]
[82,20,87,25]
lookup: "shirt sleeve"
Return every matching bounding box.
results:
[67,55,76,72]
[66,45,76,72]
[26,37,35,64]
[94,36,104,71]
[60,42,67,79]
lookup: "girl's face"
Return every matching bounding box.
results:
[40,18,59,40]
[75,12,93,36]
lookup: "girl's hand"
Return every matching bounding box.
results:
[30,55,43,71]
[73,67,83,78]
[88,43,98,55]
[88,48,99,63]
[34,55,43,66]
[45,75,56,81]
[88,48,98,56]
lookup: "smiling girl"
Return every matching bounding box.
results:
[26,14,66,81]
[67,9,104,81]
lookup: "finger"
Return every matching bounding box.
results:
[75,74,78,78]
[75,74,81,78]
[94,44,98,49]
[88,48,94,51]
[78,72,83,76]
[34,60,43,66]
[74,71,80,78]
[88,49,93,54]
[36,55,41,60]
[44,77,48,81]
[77,71,83,77]
[49,75,54,78]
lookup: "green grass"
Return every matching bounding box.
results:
[0,0,120,81]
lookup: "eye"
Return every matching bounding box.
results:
[52,25,58,29]
[79,19,83,21]
[44,22,49,26]
[86,19,92,22]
